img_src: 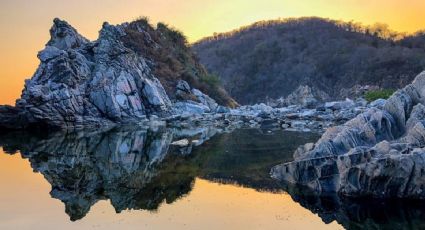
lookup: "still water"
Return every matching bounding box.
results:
[0,127,423,230]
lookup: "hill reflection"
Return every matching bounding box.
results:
[1,127,425,229]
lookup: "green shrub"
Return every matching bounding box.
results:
[200,74,221,87]
[364,89,395,102]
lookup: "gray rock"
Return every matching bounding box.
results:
[176,80,191,93]
[369,98,387,109]
[216,105,230,113]
[47,18,89,50]
[192,88,218,111]
[171,139,190,147]
[281,85,330,108]
[251,103,273,113]
[355,97,368,107]
[0,18,225,130]
[325,99,355,110]
[173,102,209,115]
[272,71,425,199]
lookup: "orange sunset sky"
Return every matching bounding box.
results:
[1,0,425,105]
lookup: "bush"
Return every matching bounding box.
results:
[200,74,221,87]
[364,89,395,102]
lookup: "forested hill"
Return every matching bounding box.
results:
[192,17,425,104]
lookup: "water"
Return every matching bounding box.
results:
[0,127,424,230]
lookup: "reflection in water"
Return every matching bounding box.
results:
[284,185,425,230]
[1,127,425,229]
[0,125,223,221]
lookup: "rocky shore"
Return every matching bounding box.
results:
[0,18,230,130]
[0,18,372,134]
[3,18,425,202]
[0,18,374,133]
[271,71,425,199]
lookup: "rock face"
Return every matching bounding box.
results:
[275,85,330,108]
[0,19,224,130]
[271,71,425,199]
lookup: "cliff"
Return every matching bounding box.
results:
[0,18,235,130]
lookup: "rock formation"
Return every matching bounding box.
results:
[271,71,425,199]
[273,85,330,108]
[0,18,230,130]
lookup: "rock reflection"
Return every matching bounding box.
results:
[1,127,425,229]
[284,185,425,230]
[0,125,223,221]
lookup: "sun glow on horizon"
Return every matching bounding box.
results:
[1,0,425,104]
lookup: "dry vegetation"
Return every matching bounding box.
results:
[121,17,237,107]
[193,17,425,104]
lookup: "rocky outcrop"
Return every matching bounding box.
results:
[272,85,330,108]
[0,18,225,130]
[271,71,425,199]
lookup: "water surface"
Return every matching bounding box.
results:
[0,127,423,230]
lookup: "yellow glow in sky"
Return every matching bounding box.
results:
[1,0,425,104]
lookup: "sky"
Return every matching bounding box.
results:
[1,0,425,105]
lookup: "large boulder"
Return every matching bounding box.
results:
[271,71,425,199]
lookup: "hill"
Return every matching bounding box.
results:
[193,17,425,104]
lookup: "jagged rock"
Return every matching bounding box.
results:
[339,84,381,99]
[216,105,230,113]
[176,80,191,93]
[192,88,218,111]
[48,18,89,50]
[173,101,210,115]
[354,97,368,107]
[324,98,355,110]
[281,85,330,108]
[271,71,425,199]
[0,19,224,130]
[368,98,387,109]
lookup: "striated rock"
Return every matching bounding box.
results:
[368,98,387,109]
[324,98,355,110]
[280,85,330,108]
[271,71,425,199]
[0,19,225,130]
